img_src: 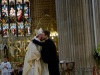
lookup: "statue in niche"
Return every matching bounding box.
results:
[3,24,8,37]
[2,10,7,19]
[11,24,16,35]
[2,0,7,5]
[3,44,8,58]
[2,5,8,16]
[17,0,22,4]
[25,23,30,35]
[17,8,22,22]
[10,7,15,17]
[17,2,22,9]
[9,0,14,6]
[9,43,15,57]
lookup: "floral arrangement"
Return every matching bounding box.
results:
[94,44,100,58]
[94,44,100,68]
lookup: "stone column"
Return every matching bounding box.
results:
[94,0,100,44]
[55,0,95,74]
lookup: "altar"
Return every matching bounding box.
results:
[0,0,31,65]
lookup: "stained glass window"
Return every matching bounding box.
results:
[0,0,30,37]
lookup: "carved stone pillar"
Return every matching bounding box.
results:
[55,0,95,74]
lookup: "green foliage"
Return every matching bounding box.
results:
[95,44,100,69]
[96,44,100,55]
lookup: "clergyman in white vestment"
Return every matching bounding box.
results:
[1,57,11,75]
[22,28,49,75]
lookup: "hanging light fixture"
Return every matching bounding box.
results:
[50,28,58,39]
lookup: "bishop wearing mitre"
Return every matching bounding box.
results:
[22,28,49,75]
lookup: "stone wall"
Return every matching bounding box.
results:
[30,0,56,35]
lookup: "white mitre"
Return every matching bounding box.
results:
[35,28,43,36]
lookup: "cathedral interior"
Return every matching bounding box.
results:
[0,0,58,71]
[0,0,100,75]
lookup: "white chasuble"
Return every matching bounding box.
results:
[22,41,49,75]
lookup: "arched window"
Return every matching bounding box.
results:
[0,0,30,37]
